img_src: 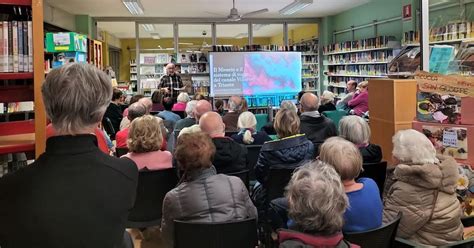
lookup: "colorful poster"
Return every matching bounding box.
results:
[417,91,462,124]
[422,125,468,160]
[416,71,474,98]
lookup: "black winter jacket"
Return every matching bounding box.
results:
[255,134,314,186]
[299,112,337,154]
[212,137,248,173]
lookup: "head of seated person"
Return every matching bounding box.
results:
[237,111,257,144]
[194,100,213,122]
[127,102,147,122]
[320,90,335,106]
[185,100,198,118]
[299,92,319,113]
[111,88,123,105]
[138,97,153,114]
[175,132,216,178]
[280,161,349,244]
[199,111,225,138]
[43,63,112,136]
[228,96,242,113]
[127,115,163,154]
[274,108,300,139]
[176,92,190,104]
[280,100,298,114]
[319,137,362,184]
[163,97,174,111]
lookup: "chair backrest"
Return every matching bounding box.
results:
[225,131,238,137]
[344,212,402,248]
[115,147,129,157]
[128,168,178,223]
[266,168,295,202]
[322,110,347,130]
[172,111,186,119]
[461,216,474,227]
[358,161,388,198]
[226,169,250,190]
[174,218,258,248]
[245,145,262,181]
[255,113,269,131]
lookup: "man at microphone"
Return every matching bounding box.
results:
[159,63,184,102]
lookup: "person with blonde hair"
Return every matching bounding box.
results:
[319,137,382,232]
[161,132,257,248]
[231,111,271,145]
[172,92,190,112]
[339,115,382,163]
[0,63,138,247]
[383,129,463,246]
[123,115,172,171]
[318,90,336,113]
[278,161,356,247]
[348,81,369,116]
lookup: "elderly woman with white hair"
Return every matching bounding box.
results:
[318,90,336,113]
[278,161,356,247]
[231,111,271,145]
[383,129,463,246]
[0,63,138,247]
[172,92,190,112]
[174,100,198,131]
[339,115,382,164]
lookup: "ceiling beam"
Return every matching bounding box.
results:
[92,17,321,24]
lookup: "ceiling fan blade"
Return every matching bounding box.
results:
[241,8,268,17]
[204,11,226,17]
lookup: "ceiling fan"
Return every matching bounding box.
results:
[209,0,269,22]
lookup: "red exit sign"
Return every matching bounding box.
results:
[403,4,412,20]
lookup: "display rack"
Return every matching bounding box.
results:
[0,0,45,161]
[323,36,399,99]
[87,39,103,70]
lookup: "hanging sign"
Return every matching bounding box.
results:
[415,71,474,98]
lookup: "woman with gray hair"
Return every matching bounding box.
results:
[278,161,356,247]
[0,63,138,247]
[339,115,382,163]
[383,129,463,246]
[231,111,271,145]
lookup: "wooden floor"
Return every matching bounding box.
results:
[128,227,165,248]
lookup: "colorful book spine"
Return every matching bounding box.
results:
[0,22,3,73]
[27,20,32,72]
[17,21,23,72]
[12,21,18,72]
[8,22,12,72]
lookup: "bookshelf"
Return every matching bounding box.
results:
[323,36,399,99]
[402,21,474,46]
[0,0,44,164]
[295,38,320,94]
[87,39,103,70]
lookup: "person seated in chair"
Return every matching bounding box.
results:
[174,100,197,132]
[103,88,124,139]
[172,92,190,112]
[122,115,172,171]
[319,137,382,232]
[115,102,146,148]
[336,80,357,112]
[338,116,382,164]
[158,97,181,125]
[318,90,337,113]
[348,81,369,117]
[299,92,337,154]
[222,96,242,132]
[231,111,271,145]
[278,161,357,248]
[199,111,248,174]
[160,132,257,248]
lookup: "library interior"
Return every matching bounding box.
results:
[0,0,474,247]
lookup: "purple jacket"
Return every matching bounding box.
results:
[348,91,369,116]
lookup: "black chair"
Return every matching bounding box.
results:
[394,237,474,248]
[266,168,295,202]
[225,131,239,137]
[246,145,262,182]
[227,169,250,190]
[174,218,258,248]
[102,117,116,140]
[127,168,178,228]
[461,215,474,227]
[358,161,388,198]
[172,111,186,119]
[115,147,129,157]
[344,212,402,248]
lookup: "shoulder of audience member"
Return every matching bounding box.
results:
[104,156,139,181]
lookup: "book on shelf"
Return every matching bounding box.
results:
[326,50,394,64]
[323,36,397,54]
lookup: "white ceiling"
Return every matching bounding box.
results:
[49,0,371,38]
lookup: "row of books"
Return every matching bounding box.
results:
[430,21,474,42]
[323,36,396,54]
[327,50,394,64]
[0,20,33,73]
[302,56,318,63]
[328,64,387,76]
[325,77,368,85]
[211,44,319,53]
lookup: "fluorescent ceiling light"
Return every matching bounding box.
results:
[122,0,144,15]
[279,0,313,15]
[234,33,248,38]
[142,24,155,32]
[150,33,160,39]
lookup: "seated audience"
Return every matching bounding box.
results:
[158,97,181,126]
[338,116,382,164]
[193,93,206,100]
[348,81,369,116]
[241,97,248,112]
[278,161,356,248]
[161,132,257,248]
[178,100,212,136]
[280,100,298,114]
[174,100,197,131]
[151,90,164,112]
[319,137,382,232]
[255,108,314,188]
[222,96,242,132]
[214,99,225,116]
[199,112,248,173]
[103,88,124,138]
[120,94,144,130]
[299,92,337,153]
[231,111,271,145]
[115,102,147,148]
[123,115,172,170]
[336,80,357,111]
[172,92,190,112]
[383,129,463,246]
[318,90,337,113]
[0,63,138,247]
